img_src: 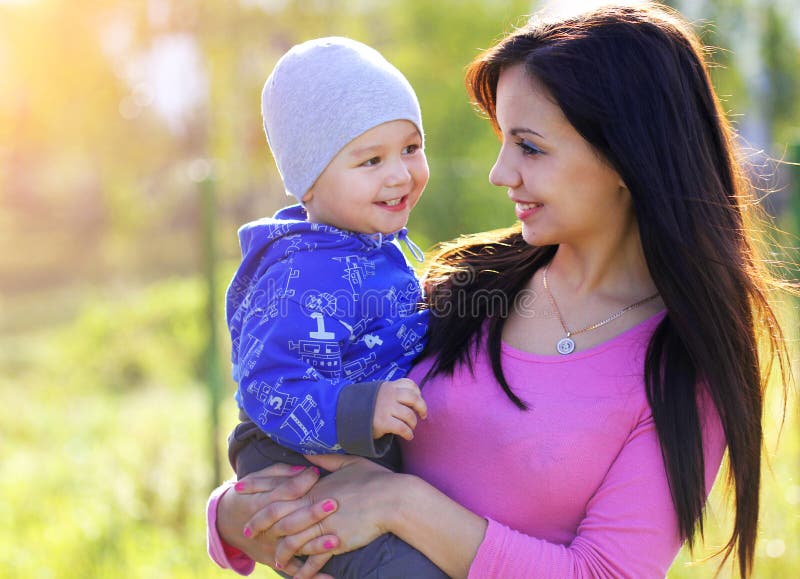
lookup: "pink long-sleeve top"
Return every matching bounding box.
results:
[401,311,726,578]
[207,311,726,577]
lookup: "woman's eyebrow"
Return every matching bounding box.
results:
[510,127,546,140]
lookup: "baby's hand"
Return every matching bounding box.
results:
[372,378,428,441]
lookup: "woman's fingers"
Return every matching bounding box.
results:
[275,524,339,569]
[217,488,305,566]
[247,496,338,538]
[235,464,320,494]
[274,555,310,577]
[242,497,311,539]
[272,498,339,536]
[297,534,341,557]
[291,553,335,579]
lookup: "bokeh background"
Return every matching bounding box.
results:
[1,0,798,577]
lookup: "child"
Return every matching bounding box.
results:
[221,37,446,577]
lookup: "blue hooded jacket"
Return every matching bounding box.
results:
[226,205,429,456]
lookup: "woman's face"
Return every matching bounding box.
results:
[489,64,634,249]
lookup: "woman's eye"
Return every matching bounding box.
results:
[517,139,543,156]
[361,156,381,167]
[403,144,420,155]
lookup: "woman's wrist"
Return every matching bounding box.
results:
[382,472,487,578]
[383,473,427,537]
[207,480,256,575]
[216,483,249,551]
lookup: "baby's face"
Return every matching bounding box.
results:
[302,120,428,235]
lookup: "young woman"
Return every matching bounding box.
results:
[210,3,793,577]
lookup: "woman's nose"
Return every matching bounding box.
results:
[489,148,520,189]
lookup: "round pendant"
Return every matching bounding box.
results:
[556,337,575,355]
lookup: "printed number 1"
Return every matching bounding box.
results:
[309,312,335,339]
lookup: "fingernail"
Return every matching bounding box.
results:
[234,482,246,492]
[311,467,320,476]
[274,561,283,570]
[242,527,252,538]
[324,539,336,550]
[322,500,336,512]
[290,465,305,472]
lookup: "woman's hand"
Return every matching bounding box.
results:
[216,463,340,577]
[259,454,403,573]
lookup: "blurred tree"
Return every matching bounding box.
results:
[1,0,798,297]
[761,2,800,145]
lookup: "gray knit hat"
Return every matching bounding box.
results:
[261,37,424,200]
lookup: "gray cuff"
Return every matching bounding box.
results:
[337,380,394,457]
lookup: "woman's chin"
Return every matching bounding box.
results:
[521,228,554,248]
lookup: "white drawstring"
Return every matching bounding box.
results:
[395,229,425,263]
[365,229,425,263]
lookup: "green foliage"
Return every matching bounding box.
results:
[3,0,799,284]
[0,278,263,578]
[0,378,244,578]
[2,277,798,577]
[45,278,208,394]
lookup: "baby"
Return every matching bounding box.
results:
[221,37,445,578]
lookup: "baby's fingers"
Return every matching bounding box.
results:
[393,381,428,420]
[407,391,428,420]
[394,404,419,432]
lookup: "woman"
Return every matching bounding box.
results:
[210,3,792,577]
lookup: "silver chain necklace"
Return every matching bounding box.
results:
[542,264,660,355]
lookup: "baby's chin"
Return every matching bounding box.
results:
[357,221,411,236]
[376,224,410,235]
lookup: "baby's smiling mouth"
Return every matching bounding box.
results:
[379,195,407,207]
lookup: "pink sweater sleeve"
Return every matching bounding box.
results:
[207,480,256,576]
[468,397,726,578]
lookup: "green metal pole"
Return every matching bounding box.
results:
[786,140,800,240]
[785,140,800,351]
[202,174,223,487]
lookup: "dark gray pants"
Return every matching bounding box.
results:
[229,419,449,579]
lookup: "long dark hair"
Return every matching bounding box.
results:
[423,4,793,577]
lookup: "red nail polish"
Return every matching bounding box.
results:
[311,466,320,476]
[324,539,336,550]
[243,527,252,538]
[322,500,336,512]
[234,482,245,492]
[275,561,283,570]
[290,465,305,471]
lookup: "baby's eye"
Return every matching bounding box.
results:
[361,156,381,167]
[517,139,543,156]
[403,144,420,155]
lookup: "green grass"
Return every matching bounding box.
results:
[1,279,797,577]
